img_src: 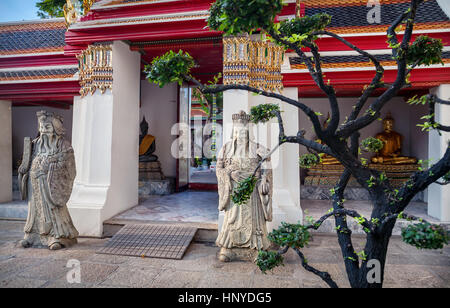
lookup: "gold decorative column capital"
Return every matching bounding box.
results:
[223,35,284,93]
[77,43,113,97]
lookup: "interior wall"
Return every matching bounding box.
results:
[298,96,429,174]
[11,106,73,170]
[140,81,178,178]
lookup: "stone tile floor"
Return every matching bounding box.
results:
[0,220,448,288]
[115,191,219,224]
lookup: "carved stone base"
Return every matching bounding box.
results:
[139,177,175,196]
[21,232,77,250]
[301,185,424,202]
[217,247,259,262]
[139,161,165,181]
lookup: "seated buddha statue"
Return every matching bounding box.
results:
[139,117,158,162]
[371,112,417,165]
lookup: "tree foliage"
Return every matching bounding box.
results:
[407,35,444,66]
[208,0,284,35]
[231,175,258,206]
[250,103,280,124]
[36,0,82,18]
[144,50,195,87]
[401,222,449,250]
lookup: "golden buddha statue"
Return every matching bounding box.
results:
[371,112,417,164]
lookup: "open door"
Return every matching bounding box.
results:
[176,84,190,191]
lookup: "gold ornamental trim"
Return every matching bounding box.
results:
[223,34,284,93]
[77,43,113,97]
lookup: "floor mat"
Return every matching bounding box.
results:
[97,224,197,260]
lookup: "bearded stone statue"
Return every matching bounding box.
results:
[18,110,78,250]
[216,110,273,262]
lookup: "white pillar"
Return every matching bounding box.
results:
[0,100,12,203]
[219,87,302,232]
[68,41,140,236]
[268,87,302,230]
[428,84,450,222]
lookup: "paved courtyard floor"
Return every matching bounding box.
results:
[0,220,448,288]
[115,191,219,224]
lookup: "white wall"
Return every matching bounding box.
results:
[0,100,12,203]
[297,97,429,161]
[140,81,178,177]
[11,106,73,169]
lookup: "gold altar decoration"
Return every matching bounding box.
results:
[304,112,419,188]
[304,163,420,188]
[223,34,284,92]
[77,44,113,97]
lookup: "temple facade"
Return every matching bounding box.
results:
[0,0,449,237]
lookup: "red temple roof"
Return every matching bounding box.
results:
[0,0,449,104]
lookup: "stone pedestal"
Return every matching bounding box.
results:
[139,161,165,181]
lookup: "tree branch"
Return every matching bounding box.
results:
[184,74,325,138]
[293,247,339,288]
[336,0,422,138]
[395,143,450,212]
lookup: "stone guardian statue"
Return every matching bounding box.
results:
[216,110,273,262]
[18,111,79,250]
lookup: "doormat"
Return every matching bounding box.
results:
[97,224,197,260]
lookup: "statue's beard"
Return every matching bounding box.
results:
[36,133,60,155]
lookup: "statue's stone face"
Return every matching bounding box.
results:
[233,123,249,144]
[383,119,394,133]
[39,120,54,135]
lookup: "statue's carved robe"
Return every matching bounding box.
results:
[21,137,78,247]
[216,140,273,251]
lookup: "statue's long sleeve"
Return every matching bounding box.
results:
[258,147,273,222]
[216,144,231,211]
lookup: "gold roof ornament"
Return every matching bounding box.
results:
[83,0,95,15]
[296,0,303,18]
[63,0,79,26]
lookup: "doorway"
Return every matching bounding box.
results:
[177,85,223,191]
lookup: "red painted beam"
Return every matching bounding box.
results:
[12,101,72,110]
[0,81,80,99]
[82,0,214,22]
[283,67,450,88]
[65,20,222,54]
[0,55,78,69]
[307,32,450,52]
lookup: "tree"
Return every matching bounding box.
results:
[36,0,82,19]
[144,0,450,288]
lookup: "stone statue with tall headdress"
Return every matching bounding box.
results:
[18,111,78,250]
[216,110,273,262]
